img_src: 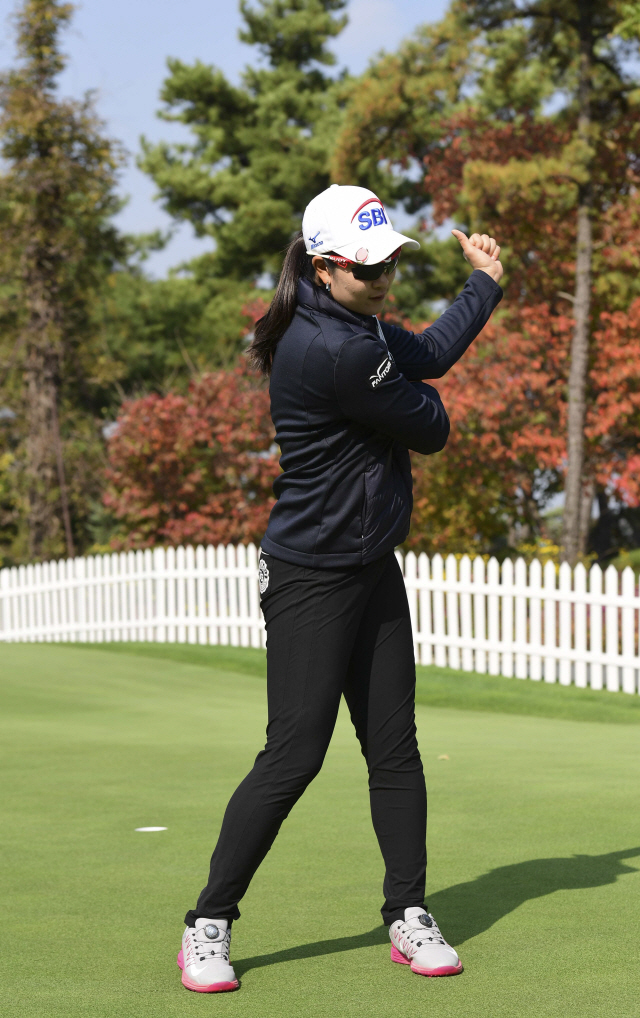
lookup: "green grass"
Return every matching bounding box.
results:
[77,640,640,725]
[1,643,640,1018]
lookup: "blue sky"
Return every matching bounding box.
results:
[0,0,448,275]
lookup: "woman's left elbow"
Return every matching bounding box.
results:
[414,428,449,455]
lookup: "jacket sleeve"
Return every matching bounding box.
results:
[381,269,503,380]
[334,332,450,455]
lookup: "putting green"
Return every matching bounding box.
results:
[1,643,639,1018]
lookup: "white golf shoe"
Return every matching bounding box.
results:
[177,918,239,992]
[390,907,463,977]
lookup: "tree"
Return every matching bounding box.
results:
[405,302,571,555]
[405,210,640,561]
[334,0,640,560]
[331,3,479,316]
[90,265,264,408]
[0,450,20,564]
[449,0,640,562]
[140,0,349,285]
[103,361,278,549]
[0,0,124,561]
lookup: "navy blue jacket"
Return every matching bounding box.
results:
[261,270,502,568]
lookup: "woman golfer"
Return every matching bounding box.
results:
[177,184,504,992]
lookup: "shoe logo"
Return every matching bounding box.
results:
[370,355,393,389]
[258,558,270,594]
[204,924,219,940]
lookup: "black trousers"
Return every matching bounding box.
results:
[185,551,427,927]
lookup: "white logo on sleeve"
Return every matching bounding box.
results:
[258,558,270,594]
[370,355,393,389]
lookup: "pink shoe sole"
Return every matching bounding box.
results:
[391,943,463,977]
[177,949,239,993]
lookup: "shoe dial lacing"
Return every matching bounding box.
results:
[189,928,231,964]
[397,913,446,949]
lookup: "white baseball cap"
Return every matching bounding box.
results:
[302,184,420,264]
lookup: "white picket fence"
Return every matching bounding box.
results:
[1,545,639,694]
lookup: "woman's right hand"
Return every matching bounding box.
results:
[451,230,504,284]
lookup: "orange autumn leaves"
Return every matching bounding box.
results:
[402,101,640,552]
[104,364,278,550]
[406,284,640,554]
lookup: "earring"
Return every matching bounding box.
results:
[325,282,331,292]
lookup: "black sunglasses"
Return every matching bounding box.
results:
[324,253,400,281]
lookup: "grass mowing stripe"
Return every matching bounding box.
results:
[414,669,640,724]
[67,641,640,725]
[69,640,269,678]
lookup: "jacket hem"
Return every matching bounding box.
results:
[260,534,397,569]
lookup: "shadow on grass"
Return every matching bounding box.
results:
[430,845,640,946]
[235,847,640,976]
[234,924,389,978]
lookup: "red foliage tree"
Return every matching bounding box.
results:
[421,107,640,310]
[406,249,640,555]
[590,297,640,508]
[393,103,640,554]
[407,303,572,553]
[103,363,278,549]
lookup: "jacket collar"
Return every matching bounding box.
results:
[297,277,378,335]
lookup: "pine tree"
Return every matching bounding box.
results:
[140,0,348,283]
[0,0,123,561]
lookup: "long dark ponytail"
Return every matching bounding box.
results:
[249,232,316,375]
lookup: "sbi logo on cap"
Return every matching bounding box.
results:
[352,198,389,232]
